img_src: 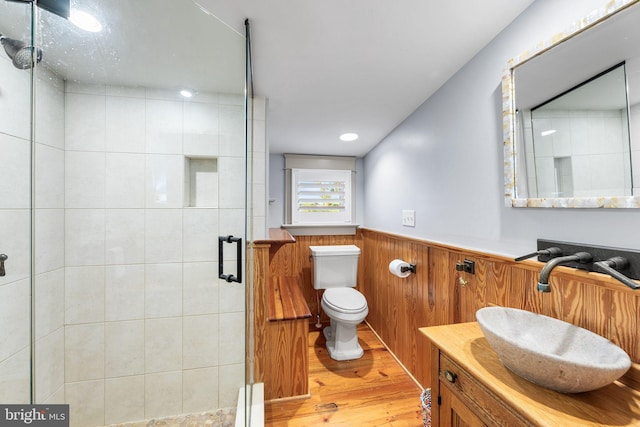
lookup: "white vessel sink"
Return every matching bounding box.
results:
[476,306,631,393]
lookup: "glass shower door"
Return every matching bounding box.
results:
[0,0,35,406]
[1,0,255,425]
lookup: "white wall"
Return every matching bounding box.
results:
[268,154,285,228]
[363,0,640,256]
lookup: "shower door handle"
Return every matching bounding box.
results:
[218,235,242,283]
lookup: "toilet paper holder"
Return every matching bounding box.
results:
[401,264,417,274]
[389,259,417,277]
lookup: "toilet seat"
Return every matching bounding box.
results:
[322,288,367,314]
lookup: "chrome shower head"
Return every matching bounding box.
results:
[0,33,43,69]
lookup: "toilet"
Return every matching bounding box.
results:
[310,245,369,361]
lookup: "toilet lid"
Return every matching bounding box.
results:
[323,288,367,313]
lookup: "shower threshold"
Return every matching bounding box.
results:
[101,408,235,427]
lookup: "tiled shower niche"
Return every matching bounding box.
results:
[185,157,219,208]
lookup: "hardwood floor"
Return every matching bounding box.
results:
[265,323,425,426]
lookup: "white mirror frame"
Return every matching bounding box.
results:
[503,0,640,208]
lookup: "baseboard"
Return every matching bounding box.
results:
[364,320,424,390]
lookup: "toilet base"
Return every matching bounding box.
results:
[323,321,364,361]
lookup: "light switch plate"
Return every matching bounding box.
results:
[402,210,415,227]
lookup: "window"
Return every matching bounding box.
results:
[283,154,357,233]
[291,168,351,224]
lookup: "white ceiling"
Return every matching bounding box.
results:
[0,0,534,157]
[0,0,246,95]
[198,0,535,156]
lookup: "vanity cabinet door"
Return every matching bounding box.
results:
[438,353,532,427]
[439,382,486,427]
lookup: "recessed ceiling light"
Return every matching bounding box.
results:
[340,132,358,142]
[180,89,193,98]
[541,129,556,136]
[69,9,103,33]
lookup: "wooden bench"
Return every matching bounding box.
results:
[263,275,311,400]
[254,229,313,400]
[268,276,312,321]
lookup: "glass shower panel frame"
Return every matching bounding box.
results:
[4,1,255,425]
[244,17,255,426]
[0,0,36,406]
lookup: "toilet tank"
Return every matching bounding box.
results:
[309,245,360,289]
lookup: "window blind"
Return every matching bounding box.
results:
[291,169,352,224]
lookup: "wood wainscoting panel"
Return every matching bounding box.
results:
[429,246,453,328]
[610,292,638,361]
[508,266,545,313]
[407,241,430,386]
[253,235,311,401]
[469,256,489,319]
[450,251,476,324]
[358,228,640,391]
[487,259,511,308]
[252,243,270,386]
[263,318,309,400]
[557,276,585,327]
[582,281,611,339]
[359,229,433,385]
[257,228,640,400]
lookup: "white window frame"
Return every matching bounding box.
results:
[291,168,352,225]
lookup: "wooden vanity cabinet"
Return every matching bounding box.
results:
[437,352,531,427]
[421,322,640,427]
[439,382,484,427]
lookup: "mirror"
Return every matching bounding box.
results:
[525,63,631,199]
[504,0,640,207]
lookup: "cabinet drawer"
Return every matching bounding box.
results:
[439,353,533,427]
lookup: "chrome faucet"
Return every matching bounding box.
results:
[594,257,640,290]
[537,252,593,292]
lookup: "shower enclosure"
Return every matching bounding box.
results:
[0,0,261,425]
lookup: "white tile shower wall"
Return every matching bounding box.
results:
[0,55,66,404]
[63,83,253,426]
[0,55,31,405]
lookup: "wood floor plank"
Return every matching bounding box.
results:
[265,323,424,426]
